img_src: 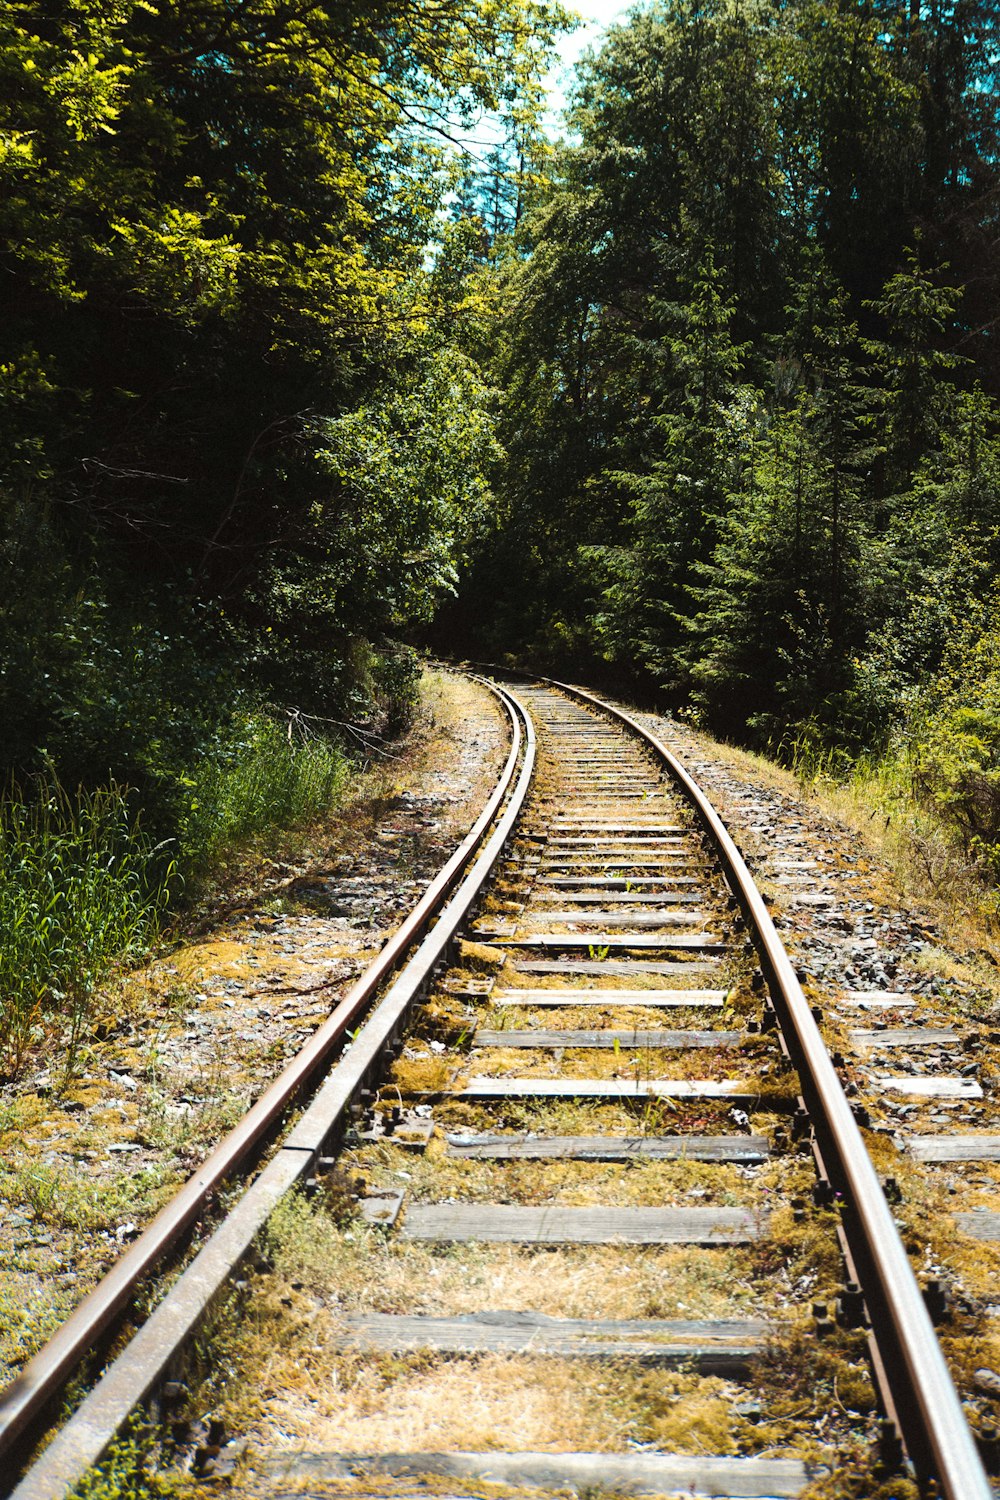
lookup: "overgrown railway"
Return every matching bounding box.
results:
[1,674,994,1499]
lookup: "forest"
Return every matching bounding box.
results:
[3,0,1000,1066]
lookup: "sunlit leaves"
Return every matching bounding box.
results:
[278,343,504,634]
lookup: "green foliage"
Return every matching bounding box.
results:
[1,1158,168,1234]
[0,0,564,770]
[0,776,173,1078]
[682,265,884,743]
[70,1421,183,1500]
[455,0,1000,768]
[179,712,350,875]
[261,343,504,658]
[604,245,749,692]
[0,701,355,1078]
[0,0,564,598]
[910,605,1000,875]
[862,245,967,485]
[0,0,564,1068]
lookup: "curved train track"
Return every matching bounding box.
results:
[1,674,992,1499]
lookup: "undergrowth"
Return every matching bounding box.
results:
[777,609,1000,927]
[179,710,350,876]
[785,734,1000,929]
[70,1421,188,1500]
[0,777,173,1079]
[0,712,352,1081]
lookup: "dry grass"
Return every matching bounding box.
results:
[231,1475,532,1500]
[214,1218,785,1464]
[224,1338,751,1458]
[664,714,1000,973]
[391,1010,790,1104]
[348,1137,769,1209]
[451,1048,776,1086]
[261,1189,774,1321]
[425,1091,792,1140]
[479,1001,738,1028]
[0,670,511,1389]
[211,1184,797,1468]
[188,700,881,1495]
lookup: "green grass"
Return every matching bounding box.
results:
[70,1422,186,1500]
[0,777,174,1079]
[0,1158,171,1232]
[0,714,353,1082]
[777,726,1000,934]
[180,711,350,873]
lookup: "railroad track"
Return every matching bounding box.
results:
[1,675,992,1499]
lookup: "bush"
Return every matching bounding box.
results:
[0,776,174,1078]
[368,644,422,737]
[0,715,352,1077]
[909,607,1000,875]
[179,711,350,875]
[913,705,1000,875]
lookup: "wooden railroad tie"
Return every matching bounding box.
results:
[457,1076,783,1103]
[445,1131,772,1162]
[471,1027,743,1049]
[330,1309,772,1373]
[491,986,729,1007]
[400,1203,763,1245]
[257,1449,811,1498]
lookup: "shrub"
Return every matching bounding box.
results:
[912,705,1000,875]
[0,777,174,1078]
[178,712,350,874]
[909,606,1000,875]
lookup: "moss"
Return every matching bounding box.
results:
[391,1054,456,1094]
[455,941,507,973]
[62,1084,104,1108]
[69,1421,190,1500]
[629,1369,738,1451]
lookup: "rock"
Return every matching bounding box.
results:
[975,1368,1000,1399]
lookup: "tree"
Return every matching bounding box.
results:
[0,0,567,791]
[455,0,1000,758]
[863,245,965,488]
[603,243,748,693]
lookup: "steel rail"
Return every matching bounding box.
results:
[1,675,532,1496]
[540,675,991,1500]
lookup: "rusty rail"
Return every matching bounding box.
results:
[8,661,990,1500]
[2,675,534,1498]
[542,675,991,1500]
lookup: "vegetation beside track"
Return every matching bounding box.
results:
[0,0,564,1080]
[8,0,1000,1086]
[0,671,505,1411]
[0,714,354,1083]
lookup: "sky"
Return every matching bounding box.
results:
[544,0,635,127]
[441,0,636,170]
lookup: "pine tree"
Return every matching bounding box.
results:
[606,243,747,692]
[689,262,878,740]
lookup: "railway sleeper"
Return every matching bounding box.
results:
[8,676,992,1500]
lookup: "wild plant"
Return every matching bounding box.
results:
[779,724,852,790]
[0,775,174,1078]
[179,711,349,872]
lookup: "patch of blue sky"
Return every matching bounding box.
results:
[544,0,636,133]
[427,0,638,168]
